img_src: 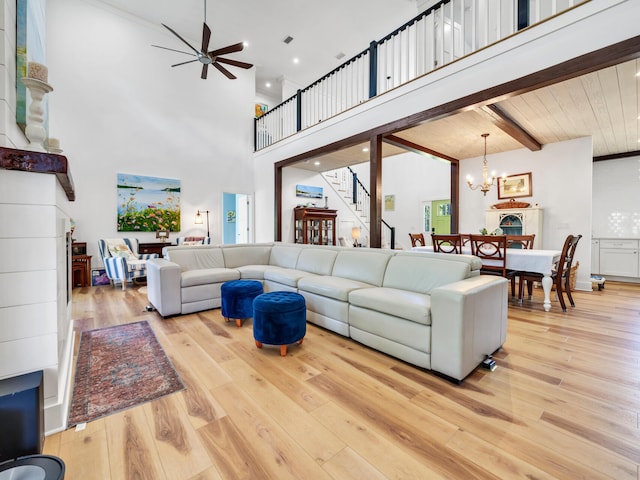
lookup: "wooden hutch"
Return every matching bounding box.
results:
[294,207,337,245]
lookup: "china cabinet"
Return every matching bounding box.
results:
[294,207,337,245]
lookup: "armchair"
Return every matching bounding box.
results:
[175,236,213,246]
[98,238,159,290]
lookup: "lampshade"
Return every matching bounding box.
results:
[195,211,203,224]
[352,227,361,240]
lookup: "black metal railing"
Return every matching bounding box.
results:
[254,0,587,151]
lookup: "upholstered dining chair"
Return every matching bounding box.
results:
[98,238,159,290]
[470,234,518,296]
[409,233,426,247]
[518,234,582,311]
[431,234,463,254]
[506,234,535,249]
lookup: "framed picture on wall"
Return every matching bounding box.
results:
[384,195,395,211]
[498,172,532,199]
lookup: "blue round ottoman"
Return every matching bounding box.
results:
[253,291,306,356]
[221,280,264,327]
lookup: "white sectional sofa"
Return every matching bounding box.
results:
[146,242,508,382]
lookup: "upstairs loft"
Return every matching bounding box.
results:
[254,0,640,165]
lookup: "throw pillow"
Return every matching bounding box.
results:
[107,241,136,260]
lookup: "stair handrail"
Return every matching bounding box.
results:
[347,166,395,249]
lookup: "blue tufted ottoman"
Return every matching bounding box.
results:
[252,291,306,356]
[221,280,264,327]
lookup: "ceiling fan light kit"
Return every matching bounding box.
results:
[152,0,253,80]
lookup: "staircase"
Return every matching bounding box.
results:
[323,167,396,249]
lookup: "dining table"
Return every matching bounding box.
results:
[412,245,562,311]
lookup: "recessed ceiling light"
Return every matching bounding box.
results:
[314,161,320,166]
[243,41,249,47]
[362,147,369,152]
[265,82,271,88]
[293,58,300,64]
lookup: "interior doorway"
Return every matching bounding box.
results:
[222,192,253,244]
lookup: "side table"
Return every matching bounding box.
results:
[72,254,92,287]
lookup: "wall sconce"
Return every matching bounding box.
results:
[195,209,210,237]
[352,226,361,247]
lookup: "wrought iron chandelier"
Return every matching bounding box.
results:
[466,133,505,196]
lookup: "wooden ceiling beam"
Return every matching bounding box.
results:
[478,104,542,151]
[383,134,459,163]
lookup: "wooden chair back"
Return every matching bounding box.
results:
[507,234,535,249]
[469,234,509,277]
[460,234,471,246]
[556,234,582,284]
[409,233,426,247]
[431,234,463,254]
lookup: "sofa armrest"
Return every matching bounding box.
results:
[430,275,508,381]
[146,258,182,317]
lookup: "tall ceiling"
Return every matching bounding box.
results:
[95,1,639,164]
[97,0,420,96]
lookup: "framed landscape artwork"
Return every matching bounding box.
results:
[498,172,532,199]
[117,173,181,232]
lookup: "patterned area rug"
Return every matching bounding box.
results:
[68,320,184,426]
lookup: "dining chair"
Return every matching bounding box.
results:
[470,234,517,296]
[409,233,426,247]
[431,234,462,254]
[506,234,535,249]
[518,234,582,312]
[460,234,471,246]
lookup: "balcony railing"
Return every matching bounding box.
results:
[255,0,587,151]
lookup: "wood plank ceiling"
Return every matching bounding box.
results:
[297,58,640,172]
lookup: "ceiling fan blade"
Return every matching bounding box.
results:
[171,59,199,67]
[201,23,211,53]
[208,42,244,58]
[201,63,209,80]
[213,62,237,80]
[162,23,200,55]
[215,57,253,70]
[151,44,197,57]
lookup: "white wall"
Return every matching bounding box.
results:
[592,156,640,238]
[459,137,593,290]
[382,152,450,250]
[47,0,255,265]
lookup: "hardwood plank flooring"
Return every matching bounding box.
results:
[43,281,640,479]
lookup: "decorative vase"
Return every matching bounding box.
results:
[324,196,329,209]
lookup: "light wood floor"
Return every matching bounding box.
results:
[44,281,640,479]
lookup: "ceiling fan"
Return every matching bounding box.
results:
[152,0,253,80]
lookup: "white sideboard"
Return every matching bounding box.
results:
[592,238,639,280]
[485,207,543,248]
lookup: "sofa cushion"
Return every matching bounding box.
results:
[165,246,226,271]
[270,244,302,268]
[295,248,338,275]
[349,287,431,325]
[331,250,392,286]
[264,268,316,288]
[181,268,239,287]
[236,264,283,280]
[222,244,273,268]
[298,275,374,302]
[383,254,470,294]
